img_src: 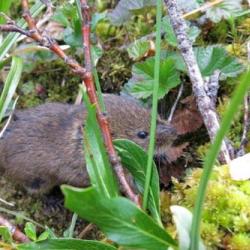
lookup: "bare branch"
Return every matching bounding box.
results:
[164,0,231,163]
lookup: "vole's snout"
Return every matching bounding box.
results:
[156,123,177,146]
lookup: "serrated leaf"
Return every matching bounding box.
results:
[126,57,180,99]
[176,0,200,13]
[108,0,156,26]
[62,186,177,250]
[194,46,243,78]
[0,226,12,243]
[205,0,243,23]
[18,239,116,250]
[114,139,161,225]
[127,40,150,60]
[24,222,37,241]
[166,46,243,79]
[81,88,118,198]
[0,56,23,122]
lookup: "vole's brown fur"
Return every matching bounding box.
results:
[0,94,176,194]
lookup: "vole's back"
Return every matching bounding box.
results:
[0,103,88,194]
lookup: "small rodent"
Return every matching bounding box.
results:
[0,94,176,194]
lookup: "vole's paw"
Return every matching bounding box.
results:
[42,188,64,216]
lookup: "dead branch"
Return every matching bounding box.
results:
[164,0,231,164]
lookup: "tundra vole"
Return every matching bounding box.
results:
[0,94,176,194]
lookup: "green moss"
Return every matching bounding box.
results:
[228,233,250,250]
[163,166,250,249]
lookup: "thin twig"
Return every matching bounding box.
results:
[182,0,223,18]
[78,223,94,238]
[168,84,183,122]
[164,0,231,164]
[79,0,140,205]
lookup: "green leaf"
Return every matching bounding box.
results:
[0,56,23,122]
[170,206,205,250]
[114,139,161,225]
[176,0,199,13]
[205,0,243,23]
[127,40,150,60]
[18,239,116,250]
[64,19,82,48]
[92,12,107,31]
[0,226,12,243]
[62,186,177,250]
[0,1,45,61]
[24,222,37,241]
[195,46,244,78]
[127,57,180,99]
[37,231,50,242]
[166,46,243,79]
[163,17,201,47]
[80,87,118,198]
[108,0,156,26]
[190,70,250,249]
[0,0,14,24]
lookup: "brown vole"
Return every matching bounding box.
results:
[0,94,176,194]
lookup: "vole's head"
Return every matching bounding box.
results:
[104,94,177,157]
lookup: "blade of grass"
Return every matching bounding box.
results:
[0,0,13,24]
[143,0,162,209]
[0,56,23,122]
[190,69,250,249]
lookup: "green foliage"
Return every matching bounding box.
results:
[0,226,13,243]
[125,57,180,99]
[18,239,116,250]
[167,46,243,79]
[0,1,45,61]
[114,139,161,224]
[52,3,82,48]
[81,87,118,198]
[168,165,250,248]
[0,0,14,24]
[24,222,49,242]
[162,17,200,47]
[127,40,151,60]
[206,0,243,23]
[62,186,177,250]
[0,56,22,122]
[190,70,250,249]
[108,0,156,26]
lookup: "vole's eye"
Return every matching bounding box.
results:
[137,131,148,139]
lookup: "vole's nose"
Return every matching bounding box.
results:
[156,124,177,145]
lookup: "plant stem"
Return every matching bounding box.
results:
[190,70,250,249]
[143,0,162,210]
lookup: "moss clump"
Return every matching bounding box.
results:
[162,165,250,249]
[19,59,81,108]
